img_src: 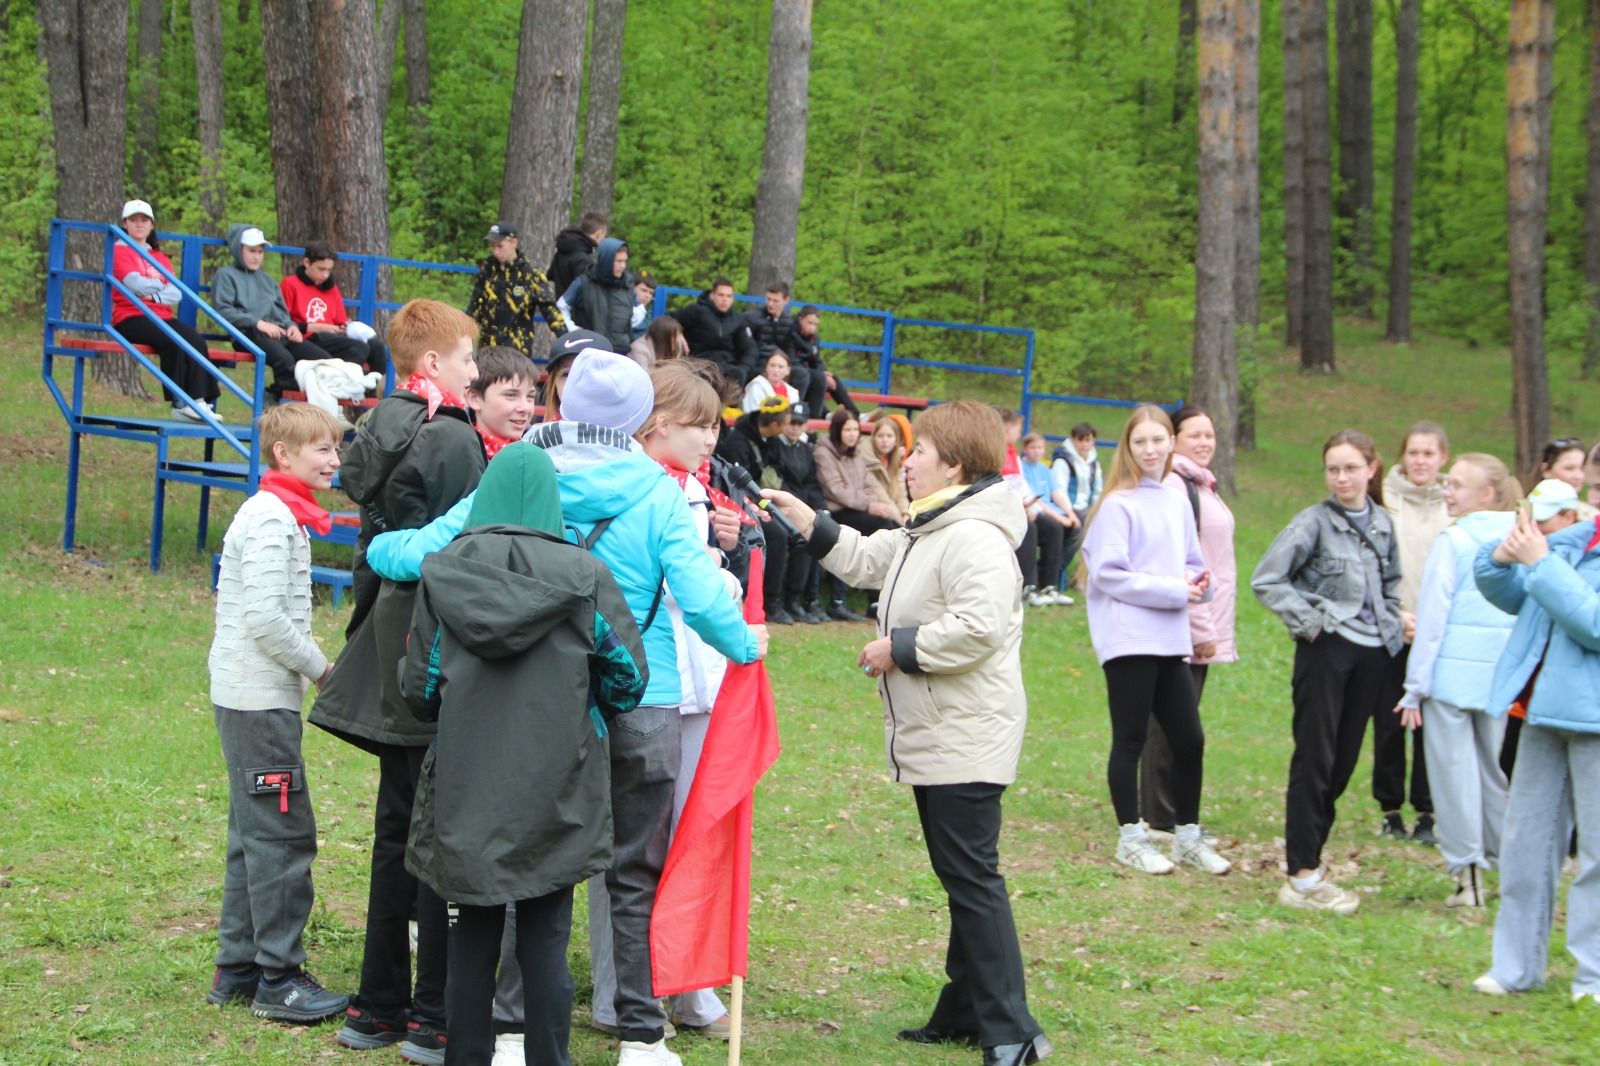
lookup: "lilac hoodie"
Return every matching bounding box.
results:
[1082,477,1207,664]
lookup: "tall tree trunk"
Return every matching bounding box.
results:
[1585,0,1600,376]
[1387,0,1420,343]
[402,0,430,140]
[1508,0,1554,471]
[193,0,226,235]
[41,0,144,398]
[501,0,587,270]
[579,0,627,220]
[1335,0,1375,315]
[1283,0,1306,348]
[260,0,317,249]
[1232,0,1259,450]
[377,0,401,122]
[1194,0,1237,493]
[130,0,162,192]
[1300,0,1337,371]
[1173,0,1198,125]
[748,0,813,295]
[308,0,391,299]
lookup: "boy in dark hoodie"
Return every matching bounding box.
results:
[466,221,568,358]
[210,223,319,398]
[308,299,486,1064]
[547,211,607,296]
[400,442,648,1066]
[556,237,637,353]
[671,278,759,386]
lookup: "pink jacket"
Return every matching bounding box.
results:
[1164,455,1238,665]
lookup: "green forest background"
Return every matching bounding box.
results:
[1,0,1593,400]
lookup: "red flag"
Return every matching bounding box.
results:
[650,546,781,996]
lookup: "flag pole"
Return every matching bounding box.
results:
[728,975,744,1065]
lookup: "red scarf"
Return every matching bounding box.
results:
[659,459,754,525]
[402,372,465,420]
[1001,444,1021,477]
[258,470,332,536]
[476,425,518,461]
[1589,516,1600,555]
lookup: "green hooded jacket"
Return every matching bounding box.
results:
[400,444,648,905]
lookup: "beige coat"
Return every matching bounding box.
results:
[866,455,911,522]
[1383,465,1451,613]
[815,438,876,513]
[820,480,1028,786]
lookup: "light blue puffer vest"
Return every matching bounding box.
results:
[1432,510,1517,710]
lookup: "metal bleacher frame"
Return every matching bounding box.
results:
[48,220,1174,594]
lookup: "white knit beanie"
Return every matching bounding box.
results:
[560,349,655,436]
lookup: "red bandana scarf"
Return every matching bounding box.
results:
[476,425,518,461]
[1588,516,1600,555]
[658,459,754,525]
[258,470,332,535]
[402,372,465,420]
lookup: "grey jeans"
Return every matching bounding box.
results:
[1420,699,1507,875]
[213,704,318,972]
[493,706,680,1043]
[1488,723,1600,996]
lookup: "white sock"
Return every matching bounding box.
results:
[1119,822,1147,844]
[1175,823,1202,845]
[1289,868,1323,893]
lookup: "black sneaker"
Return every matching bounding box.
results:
[1411,813,1438,847]
[336,1003,408,1050]
[767,602,796,625]
[799,601,827,625]
[399,1019,447,1065]
[205,962,261,1006]
[827,601,864,622]
[1378,811,1408,840]
[250,968,349,1023]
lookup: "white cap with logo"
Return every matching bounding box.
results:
[121,199,154,221]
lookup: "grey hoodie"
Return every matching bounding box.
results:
[210,223,293,331]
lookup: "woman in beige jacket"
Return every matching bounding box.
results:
[764,401,1050,1066]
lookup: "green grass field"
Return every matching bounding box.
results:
[3,318,1600,1064]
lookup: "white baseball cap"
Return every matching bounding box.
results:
[121,199,154,221]
[239,227,269,248]
[1528,478,1581,521]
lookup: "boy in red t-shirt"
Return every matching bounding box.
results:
[279,241,389,377]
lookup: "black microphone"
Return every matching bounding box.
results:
[721,461,802,543]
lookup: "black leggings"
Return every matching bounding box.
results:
[113,314,220,404]
[1017,515,1065,589]
[448,889,575,1065]
[1104,654,1204,827]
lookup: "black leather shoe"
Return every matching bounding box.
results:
[896,1025,980,1047]
[983,1033,1053,1065]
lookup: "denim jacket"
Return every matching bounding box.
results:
[1251,497,1405,654]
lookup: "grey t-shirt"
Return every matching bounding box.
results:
[1336,504,1384,647]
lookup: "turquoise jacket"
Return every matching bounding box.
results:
[1401,510,1516,711]
[367,421,760,707]
[1475,520,1600,734]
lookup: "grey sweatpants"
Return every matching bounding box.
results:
[1487,723,1600,996]
[213,704,318,972]
[1420,699,1507,875]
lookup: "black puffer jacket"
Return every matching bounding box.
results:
[467,252,568,357]
[767,433,825,510]
[561,238,635,352]
[746,308,794,356]
[547,226,597,297]
[673,292,758,382]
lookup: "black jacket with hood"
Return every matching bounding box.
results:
[672,291,758,382]
[310,390,485,753]
[402,443,647,906]
[547,225,598,297]
[560,238,636,352]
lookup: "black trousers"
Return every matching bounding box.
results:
[1104,655,1204,827]
[1139,663,1209,832]
[784,550,820,605]
[825,509,897,604]
[309,330,389,376]
[1285,635,1392,873]
[353,743,448,1025]
[232,325,321,390]
[1016,516,1065,589]
[1371,644,1432,814]
[448,889,574,1066]
[791,364,858,417]
[914,782,1039,1049]
[112,315,220,404]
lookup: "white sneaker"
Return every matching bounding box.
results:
[1115,832,1175,874]
[1047,588,1075,606]
[1172,833,1231,875]
[1473,974,1510,996]
[492,1033,524,1066]
[1446,869,1485,908]
[1277,878,1360,914]
[1573,990,1600,1006]
[618,1039,683,1066]
[172,403,203,421]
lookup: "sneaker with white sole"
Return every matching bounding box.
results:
[618,1038,683,1066]
[1572,990,1600,1006]
[1172,835,1232,875]
[1114,833,1175,875]
[1046,588,1075,606]
[1473,974,1511,996]
[1446,866,1485,908]
[491,1033,524,1066]
[1276,878,1360,914]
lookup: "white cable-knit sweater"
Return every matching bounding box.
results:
[208,490,329,710]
